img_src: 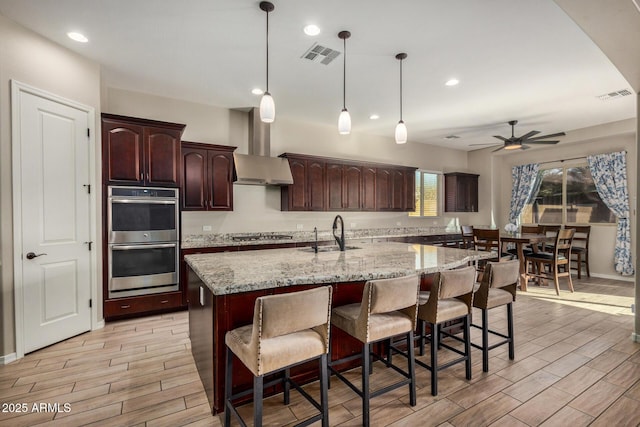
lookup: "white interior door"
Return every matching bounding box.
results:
[13,83,93,354]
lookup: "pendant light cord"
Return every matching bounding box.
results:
[399,57,403,121]
[343,36,346,109]
[265,10,270,93]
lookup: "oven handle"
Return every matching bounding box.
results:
[110,199,176,205]
[111,243,178,250]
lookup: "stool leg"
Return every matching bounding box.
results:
[464,315,472,380]
[284,367,290,405]
[387,337,393,365]
[362,343,371,427]
[507,303,515,360]
[481,309,489,373]
[319,354,329,427]
[419,320,426,356]
[254,375,263,427]
[430,322,438,396]
[407,331,416,406]
[224,347,233,427]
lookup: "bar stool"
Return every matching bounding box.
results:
[224,286,332,427]
[329,275,419,427]
[471,260,519,372]
[416,266,476,396]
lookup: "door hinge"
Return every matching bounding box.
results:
[83,184,91,194]
[84,241,93,251]
[87,128,90,138]
[89,299,92,308]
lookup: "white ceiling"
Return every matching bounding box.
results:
[0,0,636,151]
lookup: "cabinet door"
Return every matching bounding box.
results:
[391,169,405,211]
[404,169,416,211]
[326,163,345,210]
[144,126,181,187]
[344,165,362,210]
[102,120,144,185]
[182,147,208,210]
[287,158,307,211]
[362,167,376,211]
[375,168,392,210]
[307,160,326,211]
[208,151,233,210]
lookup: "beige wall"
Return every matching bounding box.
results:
[0,16,102,357]
[104,88,484,235]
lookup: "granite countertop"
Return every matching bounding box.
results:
[181,227,462,249]
[185,241,493,295]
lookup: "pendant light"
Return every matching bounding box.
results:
[259,1,275,123]
[338,31,351,135]
[395,53,408,144]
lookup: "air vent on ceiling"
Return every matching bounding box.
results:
[597,88,633,101]
[443,135,460,140]
[301,43,341,65]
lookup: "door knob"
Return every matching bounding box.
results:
[26,252,47,260]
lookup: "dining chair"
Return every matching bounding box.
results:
[460,225,474,249]
[538,224,562,251]
[471,260,519,372]
[224,286,332,427]
[565,225,591,278]
[524,228,575,295]
[472,228,512,276]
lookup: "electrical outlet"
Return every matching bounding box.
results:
[350,222,357,228]
[396,222,401,226]
[202,225,212,231]
[296,224,304,230]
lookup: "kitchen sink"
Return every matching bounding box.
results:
[299,245,361,253]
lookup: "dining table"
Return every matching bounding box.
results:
[500,232,552,291]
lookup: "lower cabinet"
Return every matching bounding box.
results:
[104,291,183,319]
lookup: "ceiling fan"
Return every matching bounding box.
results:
[470,120,566,152]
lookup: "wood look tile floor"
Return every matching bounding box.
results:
[1,276,638,426]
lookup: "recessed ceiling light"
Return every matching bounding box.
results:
[67,31,88,43]
[303,24,321,36]
[369,114,380,120]
[445,78,459,86]
[251,88,264,95]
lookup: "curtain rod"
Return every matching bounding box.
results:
[536,150,627,166]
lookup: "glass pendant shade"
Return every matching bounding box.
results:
[395,120,407,144]
[260,92,275,123]
[338,108,351,134]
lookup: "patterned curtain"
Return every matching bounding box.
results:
[509,163,540,225]
[587,151,634,275]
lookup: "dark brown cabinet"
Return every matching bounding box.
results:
[181,142,236,211]
[444,172,479,212]
[102,113,185,187]
[280,153,415,212]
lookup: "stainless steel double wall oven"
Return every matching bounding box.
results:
[107,186,179,298]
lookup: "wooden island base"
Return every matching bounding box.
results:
[188,266,434,414]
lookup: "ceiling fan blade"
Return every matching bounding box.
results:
[521,145,531,150]
[491,145,505,152]
[493,135,508,142]
[519,130,540,140]
[526,140,560,145]
[469,142,502,146]
[526,132,566,141]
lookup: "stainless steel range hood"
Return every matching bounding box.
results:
[233,108,293,185]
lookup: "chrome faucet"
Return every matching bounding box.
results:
[313,226,318,253]
[332,215,345,251]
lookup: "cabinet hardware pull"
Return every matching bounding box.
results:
[121,305,131,309]
[160,300,169,304]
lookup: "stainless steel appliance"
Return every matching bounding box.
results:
[107,186,179,298]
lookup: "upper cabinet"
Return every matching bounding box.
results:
[279,153,415,212]
[102,114,185,187]
[444,172,479,212]
[181,142,236,211]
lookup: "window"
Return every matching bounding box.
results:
[410,170,441,217]
[521,165,615,224]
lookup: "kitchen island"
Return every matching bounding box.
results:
[185,242,493,414]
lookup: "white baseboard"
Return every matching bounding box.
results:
[590,272,635,282]
[93,319,105,331]
[1,352,17,365]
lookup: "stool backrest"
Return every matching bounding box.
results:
[257,286,332,341]
[474,260,519,308]
[423,266,476,317]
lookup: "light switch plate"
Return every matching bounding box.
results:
[296,224,304,230]
[202,225,212,231]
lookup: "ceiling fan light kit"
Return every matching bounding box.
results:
[395,52,408,144]
[471,119,566,152]
[338,30,351,135]
[259,1,275,123]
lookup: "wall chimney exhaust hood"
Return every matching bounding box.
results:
[233,108,293,185]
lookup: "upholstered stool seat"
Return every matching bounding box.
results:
[224,286,332,427]
[416,266,476,396]
[471,260,519,372]
[329,275,419,427]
